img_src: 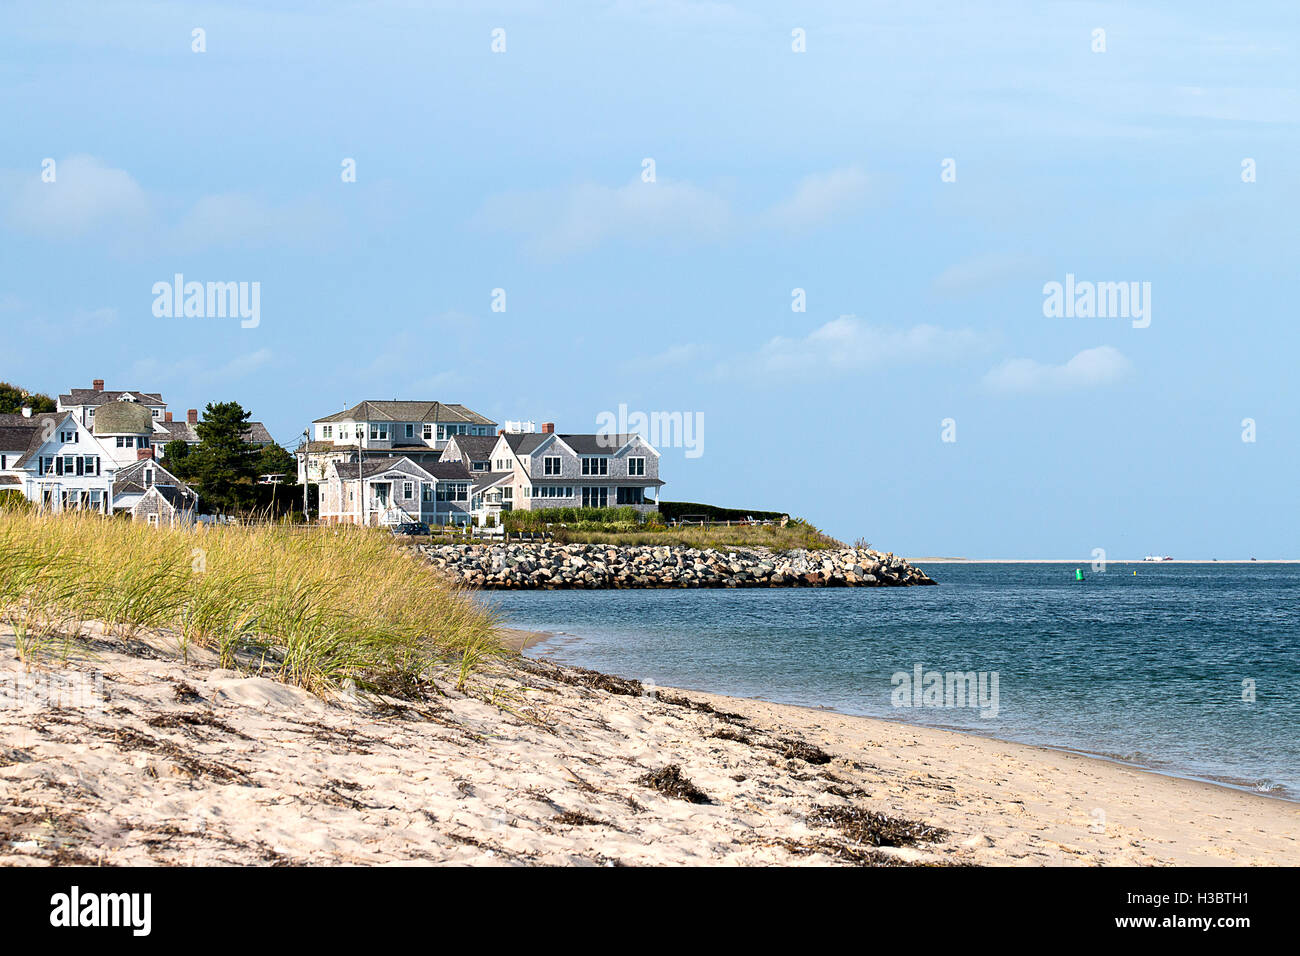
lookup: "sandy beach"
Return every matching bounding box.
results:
[2,623,1296,866]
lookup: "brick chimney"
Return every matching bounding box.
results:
[187,409,198,425]
[541,422,554,433]
[498,428,504,435]
[137,447,155,460]
[165,411,173,422]
[92,379,104,392]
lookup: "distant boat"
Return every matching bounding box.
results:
[1142,555,1169,562]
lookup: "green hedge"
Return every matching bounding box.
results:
[658,501,785,523]
[503,506,659,532]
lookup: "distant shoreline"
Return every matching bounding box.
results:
[907,558,1300,564]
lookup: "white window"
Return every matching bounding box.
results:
[543,456,561,475]
[151,409,160,418]
[581,457,608,476]
[422,483,433,502]
[423,424,433,440]
[369,424,388,440]
[405,424,414,439]
[322,425,333,439]
[502,487,512,500]
[403,481,414,499]
[582,487,609,508]
[628,457,645,476]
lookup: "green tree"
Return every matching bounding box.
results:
[161,439,193,479]
[255,441,296,479]
[0,382,56,414]
[186,402,257,513]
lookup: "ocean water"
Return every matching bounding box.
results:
[480,563,1300,800]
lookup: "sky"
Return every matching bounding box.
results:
[1,1,1296,557]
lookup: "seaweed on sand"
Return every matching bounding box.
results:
[809,805,948,847]
[637,764,712,804]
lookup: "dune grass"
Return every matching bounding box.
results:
[0,509,501,697]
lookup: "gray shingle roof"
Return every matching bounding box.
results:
[314,401,495,426]
[503,433,548,455]
[113,458,194,496]
[10,413,65,468]
[444,435,499,462]
[472,471,513,492]
[59,389,165,407]
[504,433,643,456]
[559,434,640,455]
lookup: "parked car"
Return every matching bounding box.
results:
[390,522,430,537]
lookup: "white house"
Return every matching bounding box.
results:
[316,456,476,527]
[0,400,197,523]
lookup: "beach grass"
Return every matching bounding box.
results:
[0,509,501,696]
[548,521,843,552]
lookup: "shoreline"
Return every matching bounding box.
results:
[3,622,1296,865]
[518,629,1296,807]
[909,558,1300,564]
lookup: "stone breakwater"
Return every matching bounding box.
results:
[418,543,937,589]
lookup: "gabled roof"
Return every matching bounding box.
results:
[0,423,38,452]
[113,458,195,497]
[503,433,549,455]
[329,457,474,482]
[155,420,272,445]
[9,413,71,468]
[444,434,499,462]
[503,432,652,457]
[331,458,430,481]
[562,433,643,455]
[314,401,495,426]
[59,389,165,408]
[156,420,200,443]
[243,422,274,444]
[472,471,513,493]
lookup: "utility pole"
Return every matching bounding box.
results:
[301,428,310,523]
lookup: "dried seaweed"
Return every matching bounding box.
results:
[638,764,711,804]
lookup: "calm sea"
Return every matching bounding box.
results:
[481,563,1300,800]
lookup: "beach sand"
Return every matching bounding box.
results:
[1,623,1295,866]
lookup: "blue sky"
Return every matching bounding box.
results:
[1,1,1296,556]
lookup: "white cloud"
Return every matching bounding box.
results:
[171,192,337,250]
[634,343,710,369]
[717,315,983,379]
[478,177,731,258]
[3,155,150,238]
[129,348,273,386]
[932,252,1042,297]
[1,156,337,251]
[762,166,870,232]
[479,165,877,257]
[983,345,1132,392]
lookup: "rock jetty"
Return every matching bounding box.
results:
[418,543,936,589]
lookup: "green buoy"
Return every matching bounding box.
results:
[1074,568,1084,581]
